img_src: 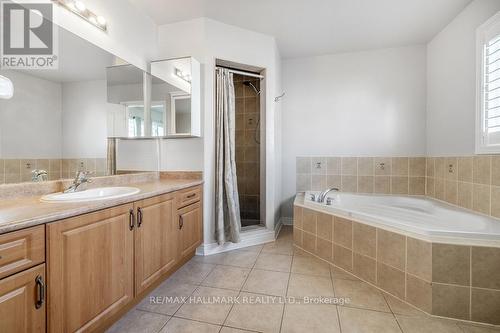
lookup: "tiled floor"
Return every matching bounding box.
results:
[107,226,500,333]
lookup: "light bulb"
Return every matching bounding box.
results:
[0,75,14,99]
[88,16,97,25]
[97,16,106,26]
[74,1,86,12]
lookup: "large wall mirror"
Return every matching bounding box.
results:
[0,25,153,185]
[106,57,201,138]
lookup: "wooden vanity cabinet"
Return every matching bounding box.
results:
[134,193,177,295]
[45,185,203,332]
[178,201,203,259]
[0,264,46,333]
[46,204,135,333]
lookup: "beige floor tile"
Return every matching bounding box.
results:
[291,254,331,277]
[339,307,401,333]
[192,253,227,265]
[222,250,260,268]
[175,286,238,325]
[242,269,290,296]
[262,239,294,255]
[106,309,170,333]
[281,303,341,333]
[169,261,215,284]
[458,324,500,332]
[293,247,315,257]
[334,278,390,312]
[330,265,360,281]
[254,253,293,272]
[287,273,335,298]
[160,317,221,333]
[224,292,284,333]
[237,244,264,253]
[201,265,250,290]
[383,293,427,317]
[137,279,197,315]
[396,315,463,333]
[220,327,256,333]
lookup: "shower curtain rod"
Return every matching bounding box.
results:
[216,66,264,79]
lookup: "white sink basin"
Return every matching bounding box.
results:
[41,187,140,203]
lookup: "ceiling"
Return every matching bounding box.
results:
[130,0,472,58]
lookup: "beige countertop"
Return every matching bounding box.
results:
[0,178,203,235]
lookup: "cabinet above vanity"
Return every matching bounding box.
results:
[107,57,201,139]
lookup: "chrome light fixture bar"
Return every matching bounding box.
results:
[175,68,191,83]
[53,0,107,31]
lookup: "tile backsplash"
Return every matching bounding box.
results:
[296,155,500,220]
[0,158,107,184]
[296,156,426,195]
[426,156,500,219]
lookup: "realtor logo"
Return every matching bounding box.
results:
[1,1,58,69]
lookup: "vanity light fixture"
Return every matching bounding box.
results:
[0,75,14,99]
[175,68,191,83]
[53,0,107,31]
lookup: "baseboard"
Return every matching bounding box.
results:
[196,227,276,255]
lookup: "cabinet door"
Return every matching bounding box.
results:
[178,201,202,259]
[47,204,135,333]
[134,194,177,294]
[0,264,45,333]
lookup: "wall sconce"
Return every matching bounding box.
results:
[0,75,14,99]
[53,0,107,31]
[175,68,191,83]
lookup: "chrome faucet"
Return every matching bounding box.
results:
[32,169,48,182]
[64,171,92,193]
[317,187,339,203]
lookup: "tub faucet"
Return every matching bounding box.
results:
[317,187,339,203]
[32,169,48,182]
[64,171,92,193]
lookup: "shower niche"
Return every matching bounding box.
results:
[234,74,262,227]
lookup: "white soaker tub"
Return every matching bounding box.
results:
[302,191,500,246]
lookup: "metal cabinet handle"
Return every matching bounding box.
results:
[137,207,143,228]
[35,275,44,309]
[179,215,184,229]
[129,209,135,230]
[186,193,196,199]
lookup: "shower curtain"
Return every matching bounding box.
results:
[215,68,241,244]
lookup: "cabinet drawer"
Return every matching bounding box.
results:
[178,186,202,208]
[0,225,45,279]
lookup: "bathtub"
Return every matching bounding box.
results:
[293,192,500,325]
[302,191,500,246]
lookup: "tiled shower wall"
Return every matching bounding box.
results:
[0,158,107,184]
[296,156,427,195]
[425,156,500,219]
[234,74,261,221]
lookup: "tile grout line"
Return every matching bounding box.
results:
[278,249,294,333]
[330,259,343,333]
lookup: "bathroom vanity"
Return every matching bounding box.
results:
[0,178,203,333]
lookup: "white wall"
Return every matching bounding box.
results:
[426,0,500,156]
[281,45,427,217]
[62,80,108,158]
[0,70,62,159]
[157,18,282,245]
[37,0,159,71]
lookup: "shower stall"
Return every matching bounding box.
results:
[233,73,262,227]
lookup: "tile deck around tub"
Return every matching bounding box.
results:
[107,226,500,333]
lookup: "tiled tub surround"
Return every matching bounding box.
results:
[425,155,500,220]
[0,157,108,184]
[296,156,427,195]
[293,198,500,326]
